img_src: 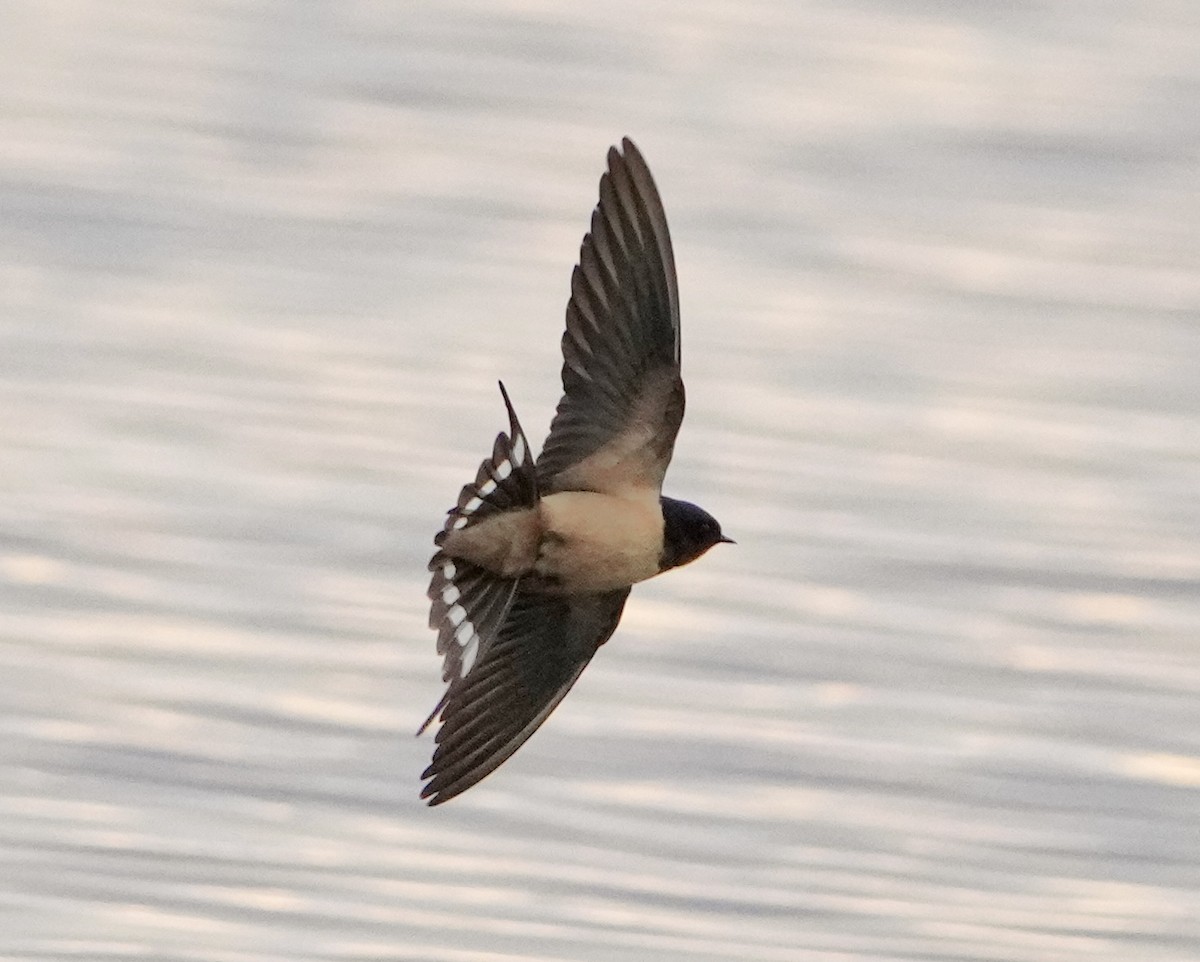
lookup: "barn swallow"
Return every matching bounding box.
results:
[418,137,732,805]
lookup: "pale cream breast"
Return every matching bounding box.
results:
[535,491,664,593]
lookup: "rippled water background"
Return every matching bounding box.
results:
[3,3,1199,960]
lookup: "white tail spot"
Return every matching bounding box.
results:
[454,620,475,647]
[463,496,483,514]
[452,516,468,530]
[512,435,527,464]
[479,478,498,496]
[448,604,467,627]
[441,584,460,605]
[442,561,456,580]
[495,459,512,480]
[460,636,479,676]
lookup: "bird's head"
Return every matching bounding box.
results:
[659,497,734,570]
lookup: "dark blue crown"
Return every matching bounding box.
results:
[660,497,732,570]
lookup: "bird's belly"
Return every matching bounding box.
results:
[535,492,663,593]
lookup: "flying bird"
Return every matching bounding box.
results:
[419,137,731,805]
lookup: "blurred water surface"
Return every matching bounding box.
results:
[2,2,1199,960]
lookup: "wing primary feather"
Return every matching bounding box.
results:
[620,138,680,362]
[536,139,684,491]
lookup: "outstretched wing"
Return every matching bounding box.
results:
[536,138,684,498]
[421,382,537,729]
[420,586,631,805]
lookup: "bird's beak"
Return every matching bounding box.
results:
[719,534,736,545]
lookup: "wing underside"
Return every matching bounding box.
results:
[536,138,684,495]
[421,586,631,805]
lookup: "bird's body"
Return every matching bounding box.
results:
[419,138,730,805]
[441,490,663,594]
